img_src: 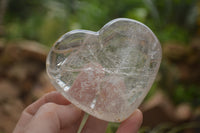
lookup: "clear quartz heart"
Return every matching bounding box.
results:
[46,18,162,122]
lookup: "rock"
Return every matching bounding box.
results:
[162,41,200,85]
[7,61,44,93]
[0,40,49,132]
[0,80,19,101]
[140,90,176,127]
[0,40,48,67]
[175,103,192,121]
[0,113,16,133]
[17,40,48,62]
[0,98,24,133]
[194,106,200,117]
[191,37,200,51]
[1,98,24,120]
[1,44,23,63]
[163,43,188,61]
[0,38,4,54]
[141,91,195,127]
[141,90,175,114]
[7,62,42,82]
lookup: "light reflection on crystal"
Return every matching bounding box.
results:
[64,86,70,92]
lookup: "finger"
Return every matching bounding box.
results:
[13,91,70,133]
[81,115,108,133]
[13,110,33,133]
[24,103,83,133]
[116,109,143,133]
[25,91,70,115]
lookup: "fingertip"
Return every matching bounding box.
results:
[132,109,143,119]
[129,109,143,126]
[116,109,143,133]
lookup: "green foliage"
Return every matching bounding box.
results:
[106,123,119,133]
[143,0,198,28]
[173,85,200,107]
[5,0,45,20]
[156,24,190,43]
[125,8,148,22]
[143,0,198,43]
[144,82,158,102]
[3,0,199,45]
[6,21,23,39]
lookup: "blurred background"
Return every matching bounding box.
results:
[0,0,200,132]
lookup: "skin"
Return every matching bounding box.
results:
[13,91,143,133]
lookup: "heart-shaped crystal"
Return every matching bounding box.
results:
[46,18,162,122]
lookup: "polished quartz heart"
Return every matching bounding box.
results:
[46,18,162,122]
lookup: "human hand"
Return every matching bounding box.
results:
[13,91,143,133]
